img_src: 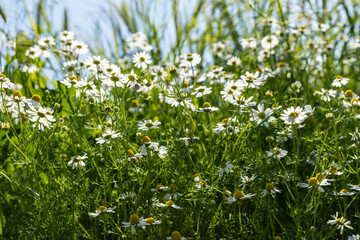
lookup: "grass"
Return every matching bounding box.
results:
[1,0,360,239]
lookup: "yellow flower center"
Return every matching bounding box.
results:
[130,214,140,225]
[266,183,275,191]
[258,112,266,120]
[288,112,298,117]
[315,173,325,182]
[203,102,211,108]
[345,90,353,98]
[171,231,182,240]
[110,76,120,82]
[165,200,174,206]
[186,132,195,138]
[127,149,135,158]
[31,94,41,103]
[98,205,107,211]
[69,76,78,81]
[146,217,155,224]
[340,189,348,193]
[156,184,165,191]
[222,118,229,124]
[0,74,6,78]
[181,81,188,88]
[336,75,343,79]
[13,91,23,99]
[141,136,151,145]
[130,99,139,107]
[308,177,317,186]
[139,57,145,62]
[351,98,359,106]
[234,190,245,200]
[220,162,227,168]
[328,167,337,174]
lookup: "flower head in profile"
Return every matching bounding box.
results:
[89,205,116,218]
[226,190,256,204]
[298,173,334,193]
[331,75,349,87]
[262,182,281,197]
[138,119,161,131]
[266,147,288,159]
[122,214,145,235]
[179,53,201,67]
[197,102,218,112]
[155,200,182,209]
[95,129,121,144]
[327,212,353,234]
[166,231,187,240]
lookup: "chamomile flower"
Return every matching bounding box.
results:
[238,175,256,189]
[166,231,187,240]
[133,51,152,70]
[0,74,14,89]
[122,214,145,235]
[179,132,200,145]
[262,182,281,197]
[316,88,336,102]
[61,76,87,88]
[348,235,360,240]
[332,75,349,87]
[327,212,353,234]
[239,71,264,89]
[27,106,56,129]
[217,161,234,175]
[226,190,256,204]
[151,184,169,192]
[191,86,212,98]
[266,147,288,159]
[140,217,161,226]
[197,102,218,112]
[155,200,182,209]
[102,72,124,88]
[152,67,168,82]
[347,184,360,191]
[349,127,360,141]
[119,191,136,201]
[138,119,161,131]
[261,35,279,49]
[241,37,257,49]
[68,155,87,168]
[89,205,116,218]
[250,103,275,127]
[163,184,182,201]
[298,173,334,192]
[179,53,201,67]
[227,56,241,66]
[280,106,307,125]
[95,130,121,144]
[333,189,356,196]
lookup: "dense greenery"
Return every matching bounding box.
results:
[1,0,360,239]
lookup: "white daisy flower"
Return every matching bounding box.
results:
[89,205,116,218]
[250,103,275,127]
[331,75,349,87]
[138,119,161,131]
[225,190,256,204]
[280,106,307,125]
[179,53,201,67]
[68,154,87,168]
[327,212,353,235]
[191,86,212,98]
[152,67,168,82]
[166,231,187,240]
[27,106,56,129]
[266,147,288,159]
[95,129,121,144]
[133,51,152,70]
[261,35,279,49]
[262,183,281,197]
[217,161,234,175]
[155,200,182,209]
